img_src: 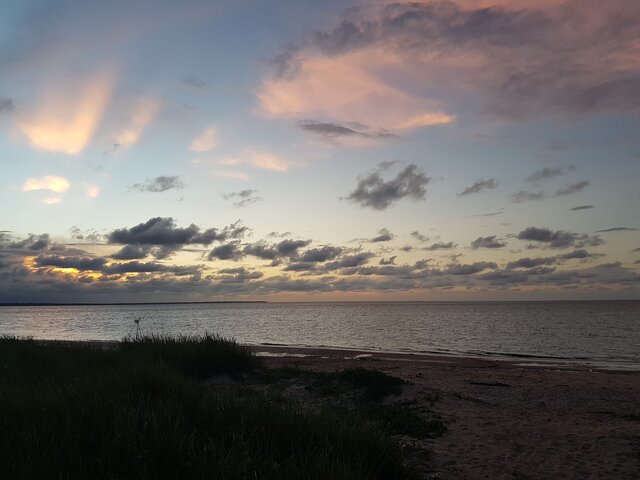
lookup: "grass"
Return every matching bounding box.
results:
[0,336,418,479]
[264,367,406,403]
[262,367,448,440]
[120,333,261,378]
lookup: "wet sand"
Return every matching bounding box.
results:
[253,345,640,480]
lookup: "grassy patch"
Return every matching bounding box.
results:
[120,333,260,378]
[266,367,406,403]
[0,337,416,480]
[367,403,448,439]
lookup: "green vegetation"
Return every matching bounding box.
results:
[0,336,418,480]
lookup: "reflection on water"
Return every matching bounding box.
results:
[0,301,638,366]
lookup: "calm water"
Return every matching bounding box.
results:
[1,301,639,367]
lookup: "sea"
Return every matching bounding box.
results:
[1,301,639,370]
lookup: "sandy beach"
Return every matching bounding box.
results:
[253,345,640,480]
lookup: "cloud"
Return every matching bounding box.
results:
[299,246,343,263]
[369,228,394,242]
[525,166,571,182]
[189,127,217,152]
[510,190,544,203]
[298,120,394,142]
[22,176,70,193]
[379,256,396,265]
[0,97,15,113]
[517,227,604,249]
[222,189,262,208]
[445,261,497,275]
[410,231,429,242]
[471,211,504,217]
[1,228,638,303]
[595,227,637,233]
[346,162,430,210]
[457,178,498,197]
[16,69,114,155]
[242,239,312,262]
[211,170,250,181]
[83,183,100,199]
[207,242,243,261]
[258,48,454,133]
[129,176,185,193]
[506,249,603,270]
[33,254,200,276]
[470,235,507,249]
[215,150,291,172]
[571,205,594,211]
[324,252,374,270]
[115,98,161,148]
[555,180,589,196]
[261,0,640,128]
[183,75,210,90]
[423,241,457,251]
[8,234,50,251]
[108,217,248,259]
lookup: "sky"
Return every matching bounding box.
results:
[0,0,639,303]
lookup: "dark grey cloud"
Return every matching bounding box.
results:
[0,97,15,113]
[445,262,497,276]
[325,252,374,270]
[182,75,210,89]
[525,167,570,183]
[35,255,107,271]
[298,120,393,140]
[557,249,602,260]
[470,236,506,249]
[555,180,589,196]
[506,256,556,270]
[571,205,594,211]
[517,227,604,249]
[129,176,185,193]
[108,218,248,259]
[369,228,394,243]
[207,242,243,261]
[410,231,429,242]
[457,178,497,197]
[633,247,640,253]
[111,245,150,260]
[510,190,544,203]
[299,246,343,263]
[243,239,312,261]
[423,241,457,251]
[595,227,637,233]
[222,189,262,208]
[379,256,396,265]
[346,162,430,210]
[471,211,504,217]
[33,254,200,276]
[8,234,50,251]
[506,249,601,270]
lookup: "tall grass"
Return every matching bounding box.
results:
[0,336,417,479]
[120,333,260,378]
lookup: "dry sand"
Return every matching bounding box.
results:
[253,345,640,480]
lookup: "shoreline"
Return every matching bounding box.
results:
[23,338,640,372]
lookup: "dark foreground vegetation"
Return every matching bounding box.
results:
[0,335,445,479]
